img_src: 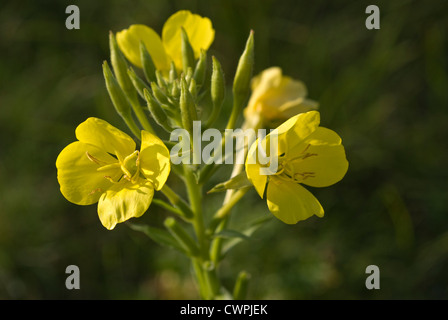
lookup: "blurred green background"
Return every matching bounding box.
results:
[1,0,447,299]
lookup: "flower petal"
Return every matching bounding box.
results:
[75,117,136,160]
[162,10,214,70]
[116,24,170,70]
[288,127,349,187]
[139,130,171,191]
[97,178,154,230]
[247,67,283,109]
[266,177,324,224]
[245,138,268,198]
[56,141,121,205]
[273,110,321,155]
[244,67,319,126]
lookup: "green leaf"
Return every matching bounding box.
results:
[127,223,188,255]
[213,229,251,241]
[221,215,272,255]
[207,171,252,193]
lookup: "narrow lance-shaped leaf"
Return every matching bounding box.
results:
[127,223,188,255]
[221,215,272,257]
[207,171,251,194]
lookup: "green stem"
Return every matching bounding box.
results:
[192,259,210,299]
[183,166,222,299]
[184,166,206,256]
[215,187,250,220]
[210,188,249,264]
[164,217,200,257]
[233,271,250,300]
[151,199,183,216]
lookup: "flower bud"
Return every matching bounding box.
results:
[103,61,131,118]
[139,41,157,83]
[169,61,178,83]
[193,49,207,88]
[244,67,319,129]
[143,88,173,132]
[102,61,140,137]
[206,56,225,127]
[127,67,151,99]
[228,30,254,129]
[181,27,196,72]
[180,77,197,135]
[151,82,170,106]
[110,32,139,107]
[189,77,197,100]
[156,70,168,90]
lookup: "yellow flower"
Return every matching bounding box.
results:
[243,67,319,129]
[56,117,170,230]
[245,111,348,224]
[116,10,214,71]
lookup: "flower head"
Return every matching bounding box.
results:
[116,10,214,72]
[244,67,318,129]
[245,111,348,224]
[56,117,170,230]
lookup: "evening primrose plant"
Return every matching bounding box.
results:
[56,10,348,300]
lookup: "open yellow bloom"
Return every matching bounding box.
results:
[245,111,348,224]
[56,117,170,230]
[244,67,318,129]
[116,10,214,71]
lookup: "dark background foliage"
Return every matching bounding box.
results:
[0,0,447,299]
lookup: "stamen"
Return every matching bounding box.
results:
[86,152,108,165]
[97,163,121,172]
[104,175,123,183]
[88,188,103,195]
